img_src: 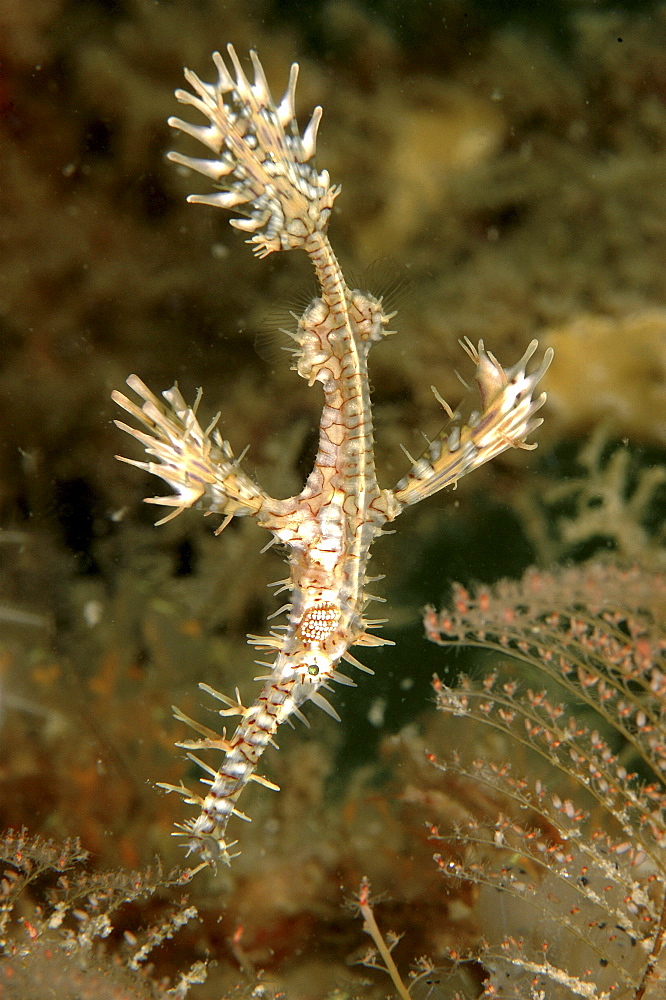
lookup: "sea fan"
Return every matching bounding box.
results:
[425,561,666,999]
[0,828,206,999]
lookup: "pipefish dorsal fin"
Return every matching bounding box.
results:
[349,256,414,319]
[254,284,319,368]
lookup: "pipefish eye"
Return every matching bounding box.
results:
[307,664,319,676]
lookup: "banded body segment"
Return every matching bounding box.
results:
[171,672,297,868]
[286,282,395,648]
[296,296,380,501]
[171,612,375,868]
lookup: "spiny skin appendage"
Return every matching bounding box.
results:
[114,46,553,870]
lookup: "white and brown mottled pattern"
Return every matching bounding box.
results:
[112,46,553,871]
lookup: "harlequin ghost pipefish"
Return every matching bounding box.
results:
[112,45,553,871]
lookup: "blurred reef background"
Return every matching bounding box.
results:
[0,1,665,997]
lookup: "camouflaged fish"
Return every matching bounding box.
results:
[113,45,553,870]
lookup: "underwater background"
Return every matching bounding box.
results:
[0,1,665,997]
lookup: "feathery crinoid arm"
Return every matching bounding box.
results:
[112,376,276,525]
[167,44,339,258]
[393,338,553,507]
